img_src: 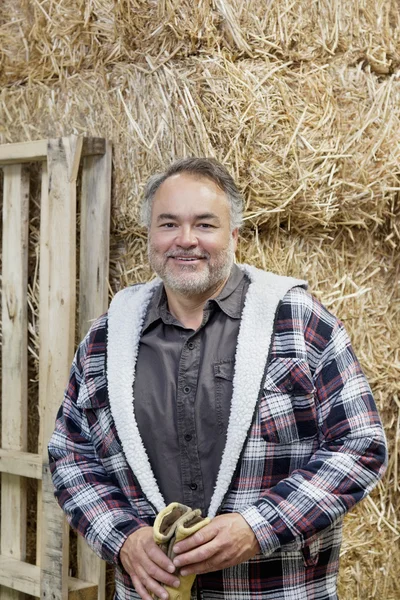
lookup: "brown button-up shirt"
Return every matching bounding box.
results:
[133,264,249,515]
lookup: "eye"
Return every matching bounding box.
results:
[160,222,177,228]
[198,223,215,229]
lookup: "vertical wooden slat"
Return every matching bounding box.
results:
[36,162,49,569]
[0,164,30,600]
[78,140,112,338]
[39,136,83,600]
[76,142,112,600]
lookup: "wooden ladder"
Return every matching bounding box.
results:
[0,136,112,600]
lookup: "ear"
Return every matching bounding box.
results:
[231,228,239,251]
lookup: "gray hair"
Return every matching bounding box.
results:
[140,157,243,230]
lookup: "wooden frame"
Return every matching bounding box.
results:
[0,135,111,600]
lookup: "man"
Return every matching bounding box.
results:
[49,157,387,600]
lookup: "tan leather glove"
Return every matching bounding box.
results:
[153,503,210,600]
[153,502,192,555]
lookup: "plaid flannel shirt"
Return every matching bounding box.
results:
[49,265,387,600]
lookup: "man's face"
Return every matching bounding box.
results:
[148,173,238,296]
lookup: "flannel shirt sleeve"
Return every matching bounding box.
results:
[48,327,148,565]
[239,298,388,556]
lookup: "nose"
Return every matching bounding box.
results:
[175,225,197,248]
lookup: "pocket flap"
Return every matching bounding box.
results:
[214,359,234,381]
[264,358,314,396]
[260,358,317,443]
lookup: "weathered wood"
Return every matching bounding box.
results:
[40,465,70,600]
[79,140,112,336]
[0,140,47,164]
[76,551,105,600]
[38,161,50,452]
[36,160,49,568]
[0,136,111,599]
[1,164,30,600]
[77,141,112,600]
[39,136,83,600]
[0,450,42,479]
[0,138,105,165]
[68,579,98,600]
[81,138,106,159]
[0,557,97,600]
[0,556,40,597]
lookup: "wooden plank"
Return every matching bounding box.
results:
[38,161,50,447]
[0,140,47,164]
[0,556,40,597]
[68,578,98,600]
[77,141,111,600]
[1,163,30,600]
[36,159,49,568]
[40,465,70,600]
[79,140,112,336]
[0,138,105,165]
[0,450,42,479]
[39,135,83,600]
[81,138,106,159]
[0,556,98,600]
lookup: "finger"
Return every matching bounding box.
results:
[173,538,220,569]
[147,543,176,574]
[180,556,221,576]
[173,523,217,554]
[141,554,180,588]
[132,570,170,600]
[131,574,162,600]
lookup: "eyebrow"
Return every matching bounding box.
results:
[156,212,221,224]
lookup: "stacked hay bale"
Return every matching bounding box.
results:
[0,1,399,598]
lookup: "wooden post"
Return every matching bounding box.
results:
[39,136,83,600]
[76,142,112,600]
[0,164,30,600]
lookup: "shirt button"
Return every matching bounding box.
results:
[183,386,191,394]
[286,382,294,392]
[188,342,195,350]
[184,434,192,442]
[189,483,197,491]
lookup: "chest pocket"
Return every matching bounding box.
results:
[259,358,317,444]
[214,359,234,434]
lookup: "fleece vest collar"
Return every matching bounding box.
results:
[107,264,307,517]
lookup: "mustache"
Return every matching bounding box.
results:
[165,251,209,259]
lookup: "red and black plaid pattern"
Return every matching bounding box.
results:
[49,286,387,599]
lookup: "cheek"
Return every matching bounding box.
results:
[202,236,233,255]
[149,234,171,254]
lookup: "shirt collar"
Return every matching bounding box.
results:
[210,263,246,318]
[143,282,168,330]
[143,263,246,330]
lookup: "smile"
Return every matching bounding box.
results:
[170,257,204,262]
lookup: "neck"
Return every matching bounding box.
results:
[164,277,229,330]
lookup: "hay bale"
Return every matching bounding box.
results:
[1,59,399,238]
[1,0,400,86]
[0,1,399,597]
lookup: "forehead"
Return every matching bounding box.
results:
[152,173,230,217]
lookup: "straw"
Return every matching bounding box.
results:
[0,1,399,597]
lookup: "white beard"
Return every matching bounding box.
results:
[148,237,235,296]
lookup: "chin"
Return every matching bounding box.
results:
[164,275,211,296]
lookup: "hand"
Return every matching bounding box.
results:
[120,526,180,600]
[172,513,260,575]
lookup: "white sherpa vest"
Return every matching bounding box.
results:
[107,264,307,518]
